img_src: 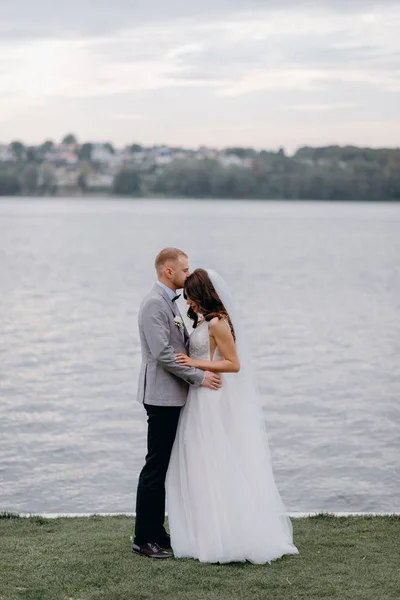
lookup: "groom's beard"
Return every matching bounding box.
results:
[173,278,186,290]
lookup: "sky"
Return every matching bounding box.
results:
[1,0,400,152]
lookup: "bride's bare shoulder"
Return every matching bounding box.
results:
[208,317,220,330]
[208,316,230,335]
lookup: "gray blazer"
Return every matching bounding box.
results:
[137,283,205,406]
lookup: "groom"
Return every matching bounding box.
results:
[132,248,222,559]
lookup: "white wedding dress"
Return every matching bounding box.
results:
[166,318,299,564]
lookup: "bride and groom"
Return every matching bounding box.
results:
[132,247,298,563]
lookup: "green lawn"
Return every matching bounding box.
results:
[1,513,399,600]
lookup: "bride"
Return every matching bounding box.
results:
[166,268,299,564]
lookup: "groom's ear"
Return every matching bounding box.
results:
[165,266,174,279]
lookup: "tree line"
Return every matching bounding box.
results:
[1,140,399,201]
[113,146,400,201]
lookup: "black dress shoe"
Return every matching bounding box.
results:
[132,542,173,559]
[157,534,171,550]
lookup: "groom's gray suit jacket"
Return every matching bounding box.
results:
[137,283,204,406]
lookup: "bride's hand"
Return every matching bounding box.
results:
[176,353,195,367]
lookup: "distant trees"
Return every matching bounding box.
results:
[38,163,57,195]
[153,160,216,197]
[10,141,26,161]
[150,153,296,199]
[0,169,20,195]
[225,147,257,159]
[21,163,39,194]
[77,173,88,193]
[104,142,115,154]
[291,146,400,201]
[79,143,93,161]
[142,147,400,200]
[1,139,400,200]
[62,133,78,145]
[112,168,141,195]
[39,140,54,155]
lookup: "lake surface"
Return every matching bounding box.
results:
[0,198,399,514]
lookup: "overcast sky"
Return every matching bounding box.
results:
[1,0,400,151]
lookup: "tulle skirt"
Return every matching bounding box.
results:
[166,373,299,564]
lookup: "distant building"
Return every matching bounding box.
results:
[87,173,114,189]
[218,154,251,168]
[129,150,147,165]
[46,144,79,169]
[52,167,72,186]
[173,151,188,161]
[90,143,121,169]
[297,158,315,167]
[196,146,219,160]
[119,148,136,165]
[155,148,173,166]
[316,158,333,167]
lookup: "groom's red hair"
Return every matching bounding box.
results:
[155,247,188,276]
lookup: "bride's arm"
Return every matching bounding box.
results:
[176,317,240,373]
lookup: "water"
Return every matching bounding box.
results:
[0,198,399,514]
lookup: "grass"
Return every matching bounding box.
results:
[1,513,399,600]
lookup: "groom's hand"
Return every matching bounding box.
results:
[201,371,222,390]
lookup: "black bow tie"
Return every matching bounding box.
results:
[172,294,181,302]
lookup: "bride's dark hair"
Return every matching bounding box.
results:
[184,269,235,340]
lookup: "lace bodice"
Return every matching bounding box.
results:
[189,320,223,361]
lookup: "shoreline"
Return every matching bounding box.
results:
[4,511,400,518]
[1,194,400,202]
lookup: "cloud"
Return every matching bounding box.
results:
[0,1,399,148]
[2,1,400,40]
[111,114,147,121]
[279,102,359,112]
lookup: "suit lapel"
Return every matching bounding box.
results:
[154,284,176,318]
[174,301,190,342]
[153,284,189,341]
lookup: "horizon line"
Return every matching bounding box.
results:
[2,140,400,152]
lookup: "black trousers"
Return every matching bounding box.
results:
[134,403,181,544]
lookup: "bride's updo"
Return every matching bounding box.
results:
[184,269,235,340]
